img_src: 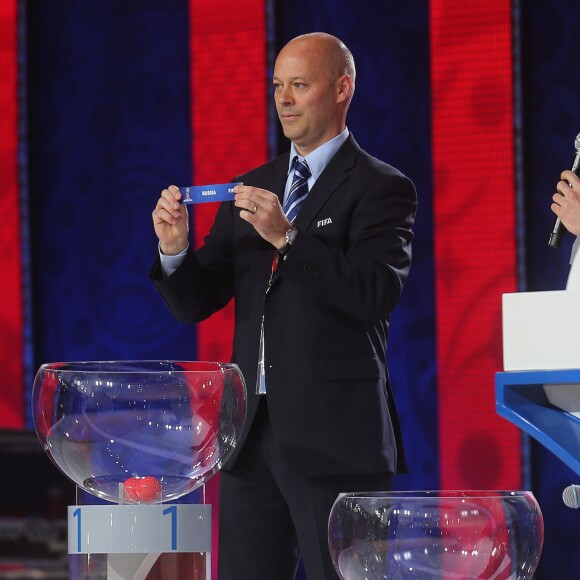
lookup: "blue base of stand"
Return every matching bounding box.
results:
[496,369,580,477]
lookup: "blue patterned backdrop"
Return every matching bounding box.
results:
[27,0,197,370]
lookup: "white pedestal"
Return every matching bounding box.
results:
[68,504,211,580]
[502,290,580,371]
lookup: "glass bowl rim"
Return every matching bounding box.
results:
[336,490,536,500]
[36,360,241,375]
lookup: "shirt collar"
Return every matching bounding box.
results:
[288,127,349,181]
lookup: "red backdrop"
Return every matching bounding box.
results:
[430,0,521,489]
[189,0,268,573]
[0,0,23,429]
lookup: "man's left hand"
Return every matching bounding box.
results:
[234,185,291,249]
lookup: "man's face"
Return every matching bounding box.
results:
[273,39,344,156]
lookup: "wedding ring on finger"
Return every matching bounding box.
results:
[253,203,259,214]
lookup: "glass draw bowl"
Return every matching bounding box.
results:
[32,361,246,504]
[328,490,544,579]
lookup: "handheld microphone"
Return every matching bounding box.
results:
[562,484,580,509]
[548,133,580,248]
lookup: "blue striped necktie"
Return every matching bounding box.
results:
[284,157,311,223]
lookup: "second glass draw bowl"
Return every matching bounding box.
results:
[328,490,544,579]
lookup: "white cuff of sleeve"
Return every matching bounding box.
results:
[570,235,580,266]
[159,243,189,278]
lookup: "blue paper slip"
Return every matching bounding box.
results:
[179,182,242,204]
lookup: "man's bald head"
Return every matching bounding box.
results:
[282,33,356,103]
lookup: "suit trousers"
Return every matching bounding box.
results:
[217,397,394,580]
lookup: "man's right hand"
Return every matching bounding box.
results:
[152,185,189,255]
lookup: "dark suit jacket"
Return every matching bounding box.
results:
[151,134,417,477]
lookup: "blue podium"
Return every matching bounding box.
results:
[496,369,580,477]
[497,291,580,477]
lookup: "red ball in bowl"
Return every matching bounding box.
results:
[123,476,163,503]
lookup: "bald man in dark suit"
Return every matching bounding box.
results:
[152,32,417,580]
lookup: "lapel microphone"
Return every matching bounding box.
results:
[548,133,580,248]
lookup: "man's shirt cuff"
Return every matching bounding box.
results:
[159,243,189,278]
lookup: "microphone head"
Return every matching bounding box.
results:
[562,485,580,509]
[575,133,580,152]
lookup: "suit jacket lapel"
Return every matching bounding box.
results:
[268,135,360,288]
[292,134,359,232]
